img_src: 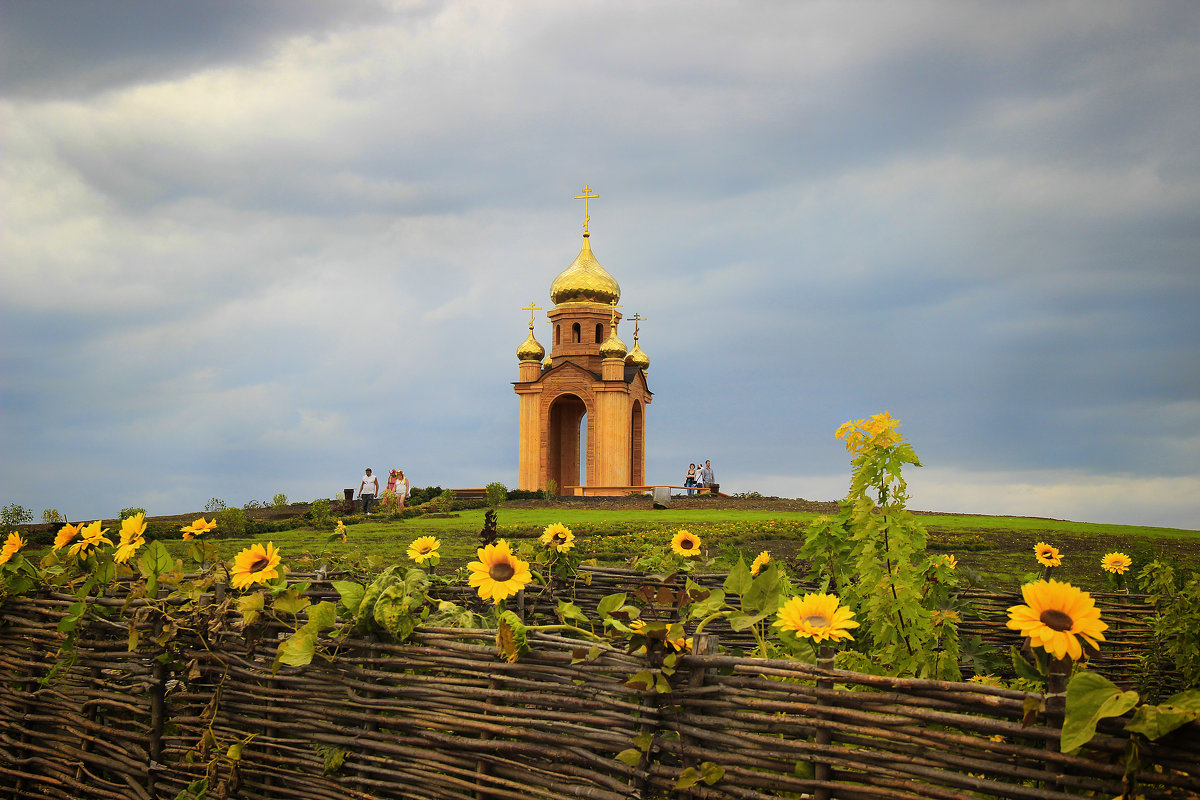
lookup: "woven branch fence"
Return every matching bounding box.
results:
[1,574,1195,800]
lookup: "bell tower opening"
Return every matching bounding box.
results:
[547,394,587,493]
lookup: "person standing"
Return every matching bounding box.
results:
[700,460,715,492]
[396,470,410,509]
[684,463,697,496]
[358,468,379,516]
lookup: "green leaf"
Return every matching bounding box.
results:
[273,589,311,616]
[723,558,753,597]
[332,580,364,614]
[615,748,643,767]
[275,628,317,670]
[305,600,337,633]
[632,731,654,751]
[238,592,265,627]
[699,761,725,785]
[625,670,654,691]
[688,587,726,620]
[1061,671,1139,752]
[1125,690,1200,741]
[138,540,174,580]
[597,592,627,618]
[1011,646,1045,684]
[676,767,701,789]
[728,611,771,631]
[556,600,589,624]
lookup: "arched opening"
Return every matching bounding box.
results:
[547,394,587,494]
[572,323,581,343]
[595,323,603,343]
[555,325,561,345]
[630,400,645,485]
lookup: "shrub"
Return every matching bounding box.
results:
[310,498,332,529]
[41,509,64,524]
[272,493,288,508]
[434,489,456,514]
[1,503,33,531]
[408,486,443,505]
[505,489,541,500]
[119,507,147,521]
[243,499,264,510]
[205,498,227,513]
[485,482,507,508]
[215,507,247,538]
[542,479,559,500]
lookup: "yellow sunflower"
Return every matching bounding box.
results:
[539,522,575,552]
[750,551,770,576]
[1033,541,1062,567]
[1006,579,1107,661]
[407,536,441,565]
[53,522,81,551]
[181,517,218,541]
[671,529,702,558]
[1101,552,1132,575]
[333,520,347,542]
[230,542,282,590]
[113,514,147,565]
[940,554,958,570]
[467,540,532,603]
[0,532,26,565]
[773,593,860,643]
[68,521,112,558]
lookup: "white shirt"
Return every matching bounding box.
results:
[361,474,378,494]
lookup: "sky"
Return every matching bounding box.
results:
[2,1,1198,529]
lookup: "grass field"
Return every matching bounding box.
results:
[162,502,1200,593]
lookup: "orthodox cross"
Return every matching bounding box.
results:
[608,298,623,327]
[574,184,599,234]
[521,301,542,329]
[629,312,646,338]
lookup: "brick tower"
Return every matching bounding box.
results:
[514,187,651,495]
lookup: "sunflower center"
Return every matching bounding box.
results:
[248,555,270,572]
[1039,609,1073,631]
[418,545,431,554]
[680,539,695,550]
[490,562,516,581]
[553,533,567,543]
[803,614,830,628]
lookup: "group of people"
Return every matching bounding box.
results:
[683,460,715,496]
[357,467,410,515]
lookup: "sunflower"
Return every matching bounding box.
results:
[1101,552,1132,575]
[230,542,282,590]
[750,551,770,576]
[467,540,532,603]
[333,520,347,543]
[671,530,702,558]
[407,536,441,565]
[181,517,218,541]
[0,532,25,565]
[68,521,112,558]
[53,522,81,551]
[940,554,958,570]
[114,514,147,565]
[773,593,860,643]
[539,523,575,552]
[1006,579,1107,661]
[1033,541,1062,568]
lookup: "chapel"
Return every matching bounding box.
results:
[513,187,652,495]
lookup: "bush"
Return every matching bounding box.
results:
[485,482,507,508]
[41,509,64,524]
[434,489,456,514]
[505,489,541,500]
[215,507,247,538]
[205,498,227,513]
[243,499,264,510]
[309,498,332,529]
[408,486,443,505]
[1,503,33,531]
[246,518,292,536]
[119,507,147,521]
[272,493,288,508]
[541,480,559,500]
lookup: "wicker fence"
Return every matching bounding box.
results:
[1,574,1196,800]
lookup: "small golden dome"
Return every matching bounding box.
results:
[516,328,545,362]
[599,328,627,359]
[626,337,650,370]
[542,355,553,368]
[550,235,621,306]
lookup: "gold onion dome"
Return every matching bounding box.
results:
[550,235,621,306]
[599,328,627,359]
[516,328,545,362]
[626,337,650,370]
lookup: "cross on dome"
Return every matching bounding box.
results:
[573,184,599,235]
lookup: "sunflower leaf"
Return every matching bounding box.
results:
[273,589,311,617]
[723,558,753,597]
[274,628,317,671]
[1061,671,1139,752]
[597,593,627,618]
[675,767,701,789]
[615,748,643,767]
[332,581,364,614]
[1124,690,1200,741]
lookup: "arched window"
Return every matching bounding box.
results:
[596,323,603,342]
[572,323,581,343]
[555,325,560,345]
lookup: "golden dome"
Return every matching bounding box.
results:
[516,327,545,362]
[599,328,627,359]
[550,235,621,306]
[626,336,650,370]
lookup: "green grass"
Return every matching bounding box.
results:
[169,505,1199,593]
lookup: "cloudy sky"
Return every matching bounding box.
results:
[2,1,1198,528]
